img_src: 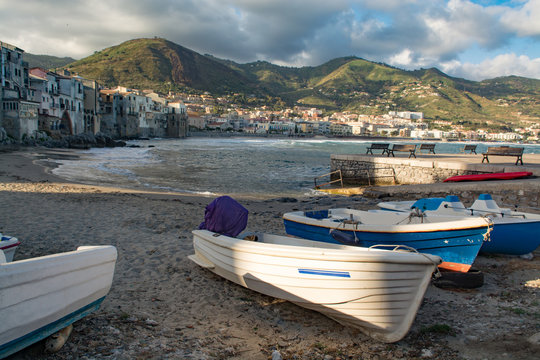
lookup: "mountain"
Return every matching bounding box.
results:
[24,53,75,70]
[63,38,540,125]
[66,38,255,93]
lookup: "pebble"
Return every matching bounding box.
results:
[528,332,540,345]
[272,349,283,360]
[421,348,433,358]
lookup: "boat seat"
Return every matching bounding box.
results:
[469,194,511,216]
[304,210,329,219]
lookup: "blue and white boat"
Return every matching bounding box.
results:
[283,208,491,272]
[0,245,117,358]
[377,194,540,255]
[0,234,20,262]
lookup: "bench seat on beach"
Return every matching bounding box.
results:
[482,146,524,165]
[366,143,390,155]
[419,143,436,154]
[461,144,477,154]
[387,144,417,158]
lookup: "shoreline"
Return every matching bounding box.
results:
[1,147,539,359]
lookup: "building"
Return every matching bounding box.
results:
[1,41,39,141]
[82,79,100,134]
[99,87,188,138]
[29,67,87,136]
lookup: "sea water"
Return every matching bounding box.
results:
[51,137,540,198]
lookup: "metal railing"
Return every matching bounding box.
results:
[314,170,343,189]
[364,167,396,186]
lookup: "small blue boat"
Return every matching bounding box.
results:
[283,208,491,272]
[378,194,540,255]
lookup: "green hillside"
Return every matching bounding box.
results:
[67,38,255,93]
[24,53,75,70]
[61,38,539,125]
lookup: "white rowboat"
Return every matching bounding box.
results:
[189,229,441,343]
[0,246,117,358]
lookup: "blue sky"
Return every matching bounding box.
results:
[1,0,539,81]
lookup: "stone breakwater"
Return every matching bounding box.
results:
[331,154,540,209]
[331,154,540,185]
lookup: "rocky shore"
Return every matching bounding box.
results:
[1,148,539,360]
[0,131,127,150]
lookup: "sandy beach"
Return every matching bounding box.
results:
[1,147,539,360]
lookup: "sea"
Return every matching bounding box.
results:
[51,137,540,199]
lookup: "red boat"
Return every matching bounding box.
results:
[443,171,533,182]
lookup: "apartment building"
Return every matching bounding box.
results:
[1,41,39,141]
[28,68,86,135]
[99,87,188,138]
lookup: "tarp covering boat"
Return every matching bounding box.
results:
[198,196,248,237]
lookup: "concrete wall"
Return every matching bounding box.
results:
[331,154,540,186]
[330,154,540,209]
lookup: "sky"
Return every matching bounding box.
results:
[1,0,539,81]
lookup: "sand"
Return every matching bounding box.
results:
[1,147,539,360]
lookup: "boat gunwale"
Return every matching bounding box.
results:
[282,210,490,234]
[192,230,442,265]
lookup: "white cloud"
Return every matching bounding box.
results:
[441,53,540,80]
[388,49,414,67]
[500,0,540,36]
[0,0,538,80]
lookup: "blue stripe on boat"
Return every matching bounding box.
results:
[298,269,351,278]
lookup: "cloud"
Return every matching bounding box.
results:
[441,53,540,80]
[0,0,538,80]
[500,0,540,37]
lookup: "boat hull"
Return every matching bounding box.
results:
[443,171,532,182]
[377,196,540,255]
[190,230,441,343]
[283,210,489,273]
[0,246,117,358]
[0,236,20,262]
[480,219,540,255]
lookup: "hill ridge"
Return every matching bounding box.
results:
[29,37,539,124]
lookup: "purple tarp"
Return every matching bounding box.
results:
[198,196,248,237]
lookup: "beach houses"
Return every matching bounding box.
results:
[99,87,188,138]
[2,39,189,143]
[1,41,39,141]
[29,68,85,135]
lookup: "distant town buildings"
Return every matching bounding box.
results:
[1,40,188,142]
[1,39,535,143]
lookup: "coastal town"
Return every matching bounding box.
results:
[1,39,538,145]
[2,0,540,357]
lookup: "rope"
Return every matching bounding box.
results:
[481,216,494,242]
[331,216,361,244]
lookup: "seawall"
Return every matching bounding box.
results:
[330,154,540,186]
[329,154,540,209]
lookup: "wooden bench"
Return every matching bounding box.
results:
[419,143,436,154]
[482,146,524,165]
[461,144,477,154]
[387,144,417,158]
[366,143,390,155]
